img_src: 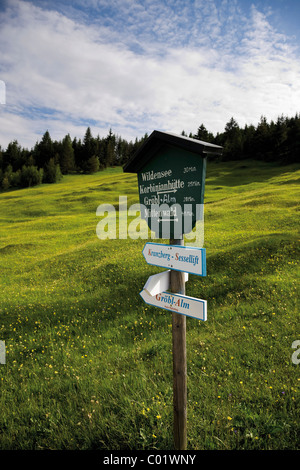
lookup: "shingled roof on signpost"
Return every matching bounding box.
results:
[123,130,223,173]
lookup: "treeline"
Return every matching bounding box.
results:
[1,113,299,191]
[0,127,147,191]
[184,113,300,164]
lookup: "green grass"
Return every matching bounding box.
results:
[0,160,299,450]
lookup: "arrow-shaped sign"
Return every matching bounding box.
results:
[158,218,179,223]
[140,289,207,321]
[143,270,189,297]
[142,243,206,276]
[157,189,177,194]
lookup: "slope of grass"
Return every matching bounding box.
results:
[0,160,299,450]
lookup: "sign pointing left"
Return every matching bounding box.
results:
[143,270,188,296]
[143,242,206,276]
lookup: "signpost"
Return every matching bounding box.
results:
[142,242,206,276]
[123,130,222,449]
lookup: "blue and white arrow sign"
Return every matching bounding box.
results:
[142,242,206,276]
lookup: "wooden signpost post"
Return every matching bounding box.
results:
[124,130,222,449]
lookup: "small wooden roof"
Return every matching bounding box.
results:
[123,130,223,173]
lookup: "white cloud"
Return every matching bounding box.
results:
[0,0,299,149]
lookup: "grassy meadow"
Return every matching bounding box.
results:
[0,160,299,450]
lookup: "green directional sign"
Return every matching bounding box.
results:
[124,131,222,238]
[137,145,206,238]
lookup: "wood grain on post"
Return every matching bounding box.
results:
[170,238,187,450]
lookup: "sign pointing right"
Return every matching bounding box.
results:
[142,242,206,276]
[140,289,207,321]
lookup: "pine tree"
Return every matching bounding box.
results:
[4,140,22,171]
[104,129,116,167]
[254,116,272,160]
[83,127,94,158]
[33,130,54,168]
[194,124,214,143]
[79,127,97,171]
[60,134,75,174]
[86,155,100,173]
[223,117,243,160]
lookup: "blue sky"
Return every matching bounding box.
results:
[0,0,299,149]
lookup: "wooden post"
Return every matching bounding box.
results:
[170,238,187,450]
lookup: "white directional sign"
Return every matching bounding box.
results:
[143,270,189,296]
[140,289,207,321]
[142,243,206,276]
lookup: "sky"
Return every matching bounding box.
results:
[0,0,300,150]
